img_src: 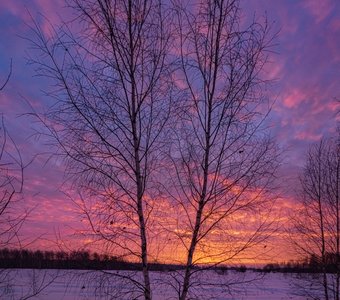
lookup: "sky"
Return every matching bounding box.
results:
[0,0,339,264]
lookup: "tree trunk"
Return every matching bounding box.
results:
[180,100,212,300]
[128,0,151,297]
[179,201,204,300]
[335,143,339,300]
[317,149,329,300]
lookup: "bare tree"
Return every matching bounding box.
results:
[293,134,340,300]
[0,59,27,248]
[0,62,60,300]
[28,0,173,299]
[0,116,26,248]
[166,1,279,299]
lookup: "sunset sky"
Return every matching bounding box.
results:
[0,0,339,264]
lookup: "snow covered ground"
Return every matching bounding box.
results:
[0,269,322,299]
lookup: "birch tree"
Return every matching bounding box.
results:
[168,1,279,298]
[293,135,340,300]
[29,1,173,299]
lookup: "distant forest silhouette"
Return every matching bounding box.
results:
[0,248,339,274]
[0,248,181,271]
[263,253,340,274]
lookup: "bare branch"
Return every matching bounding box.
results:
[0,59,12,91]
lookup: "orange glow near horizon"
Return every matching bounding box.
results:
[19,191,300,266]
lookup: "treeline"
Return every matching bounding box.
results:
[263,252,340,274]
[0,248,181,271]
[2,248,338,274]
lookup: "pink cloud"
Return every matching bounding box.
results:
[0,2,32,23]
[278,7,299,36]
[294,130,322,142]
[325,35,340,65]
[0,0,66,40]
[302,0,334,23]
[263,56,284,81]
[329,100,340,112]
[331,19,340,31]
[282,89,306,109]
[33,0,66,39]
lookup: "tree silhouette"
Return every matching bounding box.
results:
[169,1,279,298]
[293,134,340,300]
[28,1,173,299]
[28,0,280,298]
[0,59,26,248]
